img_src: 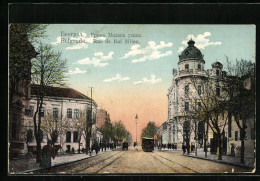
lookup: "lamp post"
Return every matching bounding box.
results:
[135,114,138,143]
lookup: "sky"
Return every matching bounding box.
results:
[39,24,255,143]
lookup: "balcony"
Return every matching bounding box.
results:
[175,69,207,79]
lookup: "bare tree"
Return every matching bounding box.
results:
[223,57,255,163]
[183,75,229,160]
[70,110,88,153]
[41,111,69,147]
[31,44,67,163]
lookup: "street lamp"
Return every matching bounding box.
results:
[135,114,138,143]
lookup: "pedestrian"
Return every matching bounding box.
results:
[182,143,186,154]
[104,140,106,152]
[40,140,55,173]
[94,141,99,154]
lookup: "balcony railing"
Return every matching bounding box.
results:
[176,69,207,78]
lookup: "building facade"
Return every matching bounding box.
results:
[23,85,99,154]
[160,39,254,158]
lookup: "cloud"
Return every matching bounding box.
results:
[103,74,130,82]
[178,32,222,53]
[120,41,173,63]
[51,36,62,45]
[75,51,114,67]
[51,32,106,50]
[66,67,87,74]
[133,74,162,84]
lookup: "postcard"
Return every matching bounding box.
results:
[8,24,255,174]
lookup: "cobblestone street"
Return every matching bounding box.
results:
[40,146,253,174]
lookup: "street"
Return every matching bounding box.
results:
[45,146,252,174]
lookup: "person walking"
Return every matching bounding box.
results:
[182,143,186,154]
[40,140,55,173]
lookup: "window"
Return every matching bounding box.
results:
[216,87,220,96]
[53,108,58,118]
[235,131,238,141]
[74,109,79,119]
[185,85,189,94]
[251,128,255,140]
[67,108,72,118]
[73,131,78,142]
[185,102,189,111]
[198,64,201,70]
[66,131,71,142]
[93,113,97,124]
[25,106,34,117]
[216,69,220,76]
[185,64,189,70]
[40,107,44,117]
[198,102,201,110]
[198,85,201,95]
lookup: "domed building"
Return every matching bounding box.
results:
[156,39,255,160]
[156,39,255,159]
[160,39,225,151]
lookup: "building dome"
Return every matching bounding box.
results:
[179,39,204,62]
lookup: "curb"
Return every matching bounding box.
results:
[182,154,254,169]
[18,149,117,174]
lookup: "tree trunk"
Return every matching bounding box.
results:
[218,135,222,160]
[78,141,81,154]
[240,129,245,164]
[204,121,209,158]
[36,135,42,163]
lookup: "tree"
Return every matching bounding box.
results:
[223,57,255,163]
[184,75,229,160]
[41,111,69,149]
[70,110,87,153]
[141,121,158,139]
[9,24,47,105]
[31,44,67,163]
[100,121,113,143]
[112,121,129,145]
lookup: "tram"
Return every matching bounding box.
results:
[142,137,154,152]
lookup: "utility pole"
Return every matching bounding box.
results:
[86,87,93,155]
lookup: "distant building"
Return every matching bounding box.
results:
[97,109,111,129]
[23,85,98,154]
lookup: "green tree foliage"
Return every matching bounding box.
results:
[112,121,128,142]
[141,121,158,139]
[9,24,40,103]
[100,121,113,142]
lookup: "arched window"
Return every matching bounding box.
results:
[198,64,201,70]
[73,131,78,142]
[216,69,220,76]
[185,64,189,70]
[66,131,71,142]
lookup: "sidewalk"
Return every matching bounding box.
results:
[9,148,115,174]
[182,149,255,169]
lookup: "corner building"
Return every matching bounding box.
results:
[165,40,254,158]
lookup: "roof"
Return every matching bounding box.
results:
[179,39,204,62]
[211,61,223,68]
[31,84,90,99]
